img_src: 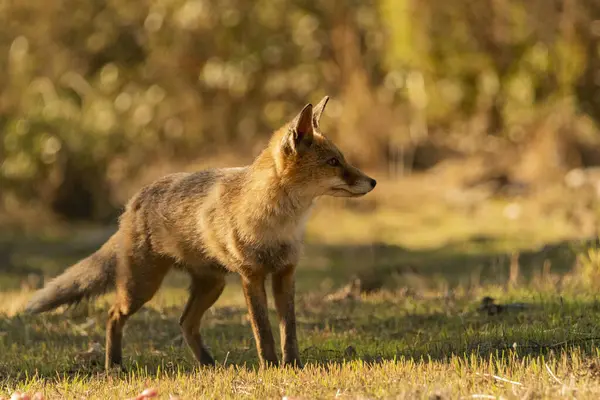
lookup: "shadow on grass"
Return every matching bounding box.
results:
[1,225,596,291]
[299,236,598,292]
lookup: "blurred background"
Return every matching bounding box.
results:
[3,0,600,296]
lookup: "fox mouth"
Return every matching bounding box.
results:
[331,186,370,197]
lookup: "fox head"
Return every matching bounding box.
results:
[266,96,376,199]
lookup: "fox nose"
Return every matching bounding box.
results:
[369,178,377,189]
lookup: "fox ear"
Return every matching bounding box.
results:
[283,103,314,155]
[312,96,329,128]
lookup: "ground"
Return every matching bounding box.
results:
[2,174,600,399]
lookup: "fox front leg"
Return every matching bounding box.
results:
[241,274,279,367]
[272,265,302,368]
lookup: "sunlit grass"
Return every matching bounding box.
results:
[3,268,600,399]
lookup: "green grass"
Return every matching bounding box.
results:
[2,180,600,399]
[2,287,600,399]
[2,254,600,399]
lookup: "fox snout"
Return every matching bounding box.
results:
[350,172,377,195]
[331,165,376,197]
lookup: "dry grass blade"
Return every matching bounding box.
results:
[544,363,563,386]
[476,373,523,386]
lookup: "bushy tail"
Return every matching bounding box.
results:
[25,233,120,314]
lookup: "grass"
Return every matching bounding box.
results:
[2,177,600,399]
[2,250,600,399]
[2,286,600,399]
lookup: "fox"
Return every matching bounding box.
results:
[25,96,377,370]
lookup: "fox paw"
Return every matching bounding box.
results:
[283,358,304,369]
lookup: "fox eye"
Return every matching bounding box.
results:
[327,157,340,167]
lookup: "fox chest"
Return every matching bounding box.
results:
[200,204,307,272]
[202,226,302,272]
[244,241,300,271]
[233,222,305,272]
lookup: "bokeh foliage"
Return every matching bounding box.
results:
[2,0,600,220]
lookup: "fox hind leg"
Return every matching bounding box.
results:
[179,273,226,366]
[105,255,171,370]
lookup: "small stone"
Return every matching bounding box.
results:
[344,345,357,357]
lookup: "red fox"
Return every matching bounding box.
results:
[25,96,377,369]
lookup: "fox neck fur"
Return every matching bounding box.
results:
[225,126,317,248]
